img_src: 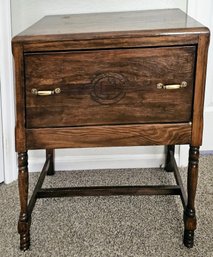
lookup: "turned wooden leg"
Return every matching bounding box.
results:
[183,146,199,248]
[18,152,30,251]
[165,145,175,172]
[46,149,55,176]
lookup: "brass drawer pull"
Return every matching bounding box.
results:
[157,81,187,90]
[31,88,61,96]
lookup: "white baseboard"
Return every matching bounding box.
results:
[28,146,181,172]
[56,154,182,171]
[29,154,165,172]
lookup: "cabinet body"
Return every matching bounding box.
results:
[12,9,209,250]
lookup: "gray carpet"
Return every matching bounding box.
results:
[0,155,213,257]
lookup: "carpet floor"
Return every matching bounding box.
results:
[0,155,213,257]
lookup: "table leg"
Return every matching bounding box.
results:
[46,149,55,175]
[183,146,199,248]
[165,145,175,172]
[17,152,30,251]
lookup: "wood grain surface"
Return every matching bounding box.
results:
[25,46,195,128]
[22,34,200,52]
[26,123,192,149]
[12,9,207,43]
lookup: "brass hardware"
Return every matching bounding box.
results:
[54,88,61,94]
[31,88,61,96]
[157,81,187,90]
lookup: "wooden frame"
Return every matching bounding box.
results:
[29,147,187,207]
[12,9,209,251]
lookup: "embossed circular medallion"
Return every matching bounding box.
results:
[91,73,127,105]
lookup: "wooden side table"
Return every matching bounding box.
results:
[12,9,210,250]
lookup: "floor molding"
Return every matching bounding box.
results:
[28,152,183,172]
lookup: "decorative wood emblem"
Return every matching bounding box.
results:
[90,73,127,104]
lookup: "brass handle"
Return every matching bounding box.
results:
[157,81,187,90]
[31,88,61,96]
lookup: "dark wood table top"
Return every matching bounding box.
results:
[13,9,208,43]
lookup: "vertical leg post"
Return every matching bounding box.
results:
[46,149,55,176]
[165,145,175,172]
[18,152,30,251]
[183,146,199,248]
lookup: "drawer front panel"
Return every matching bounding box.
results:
[25,46,196,128]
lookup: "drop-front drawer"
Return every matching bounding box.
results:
[25,46,195,128]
